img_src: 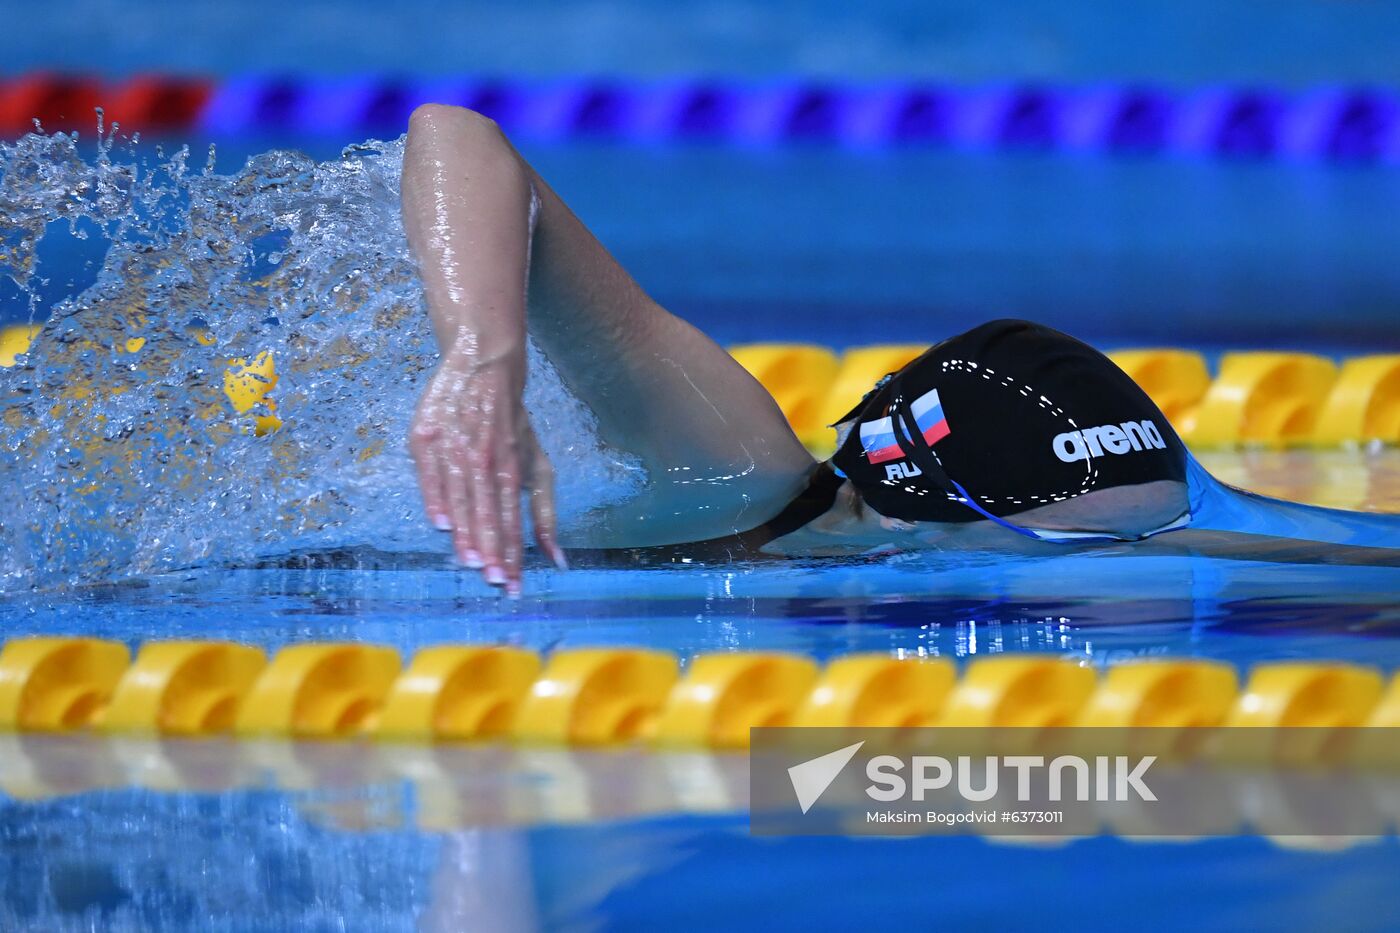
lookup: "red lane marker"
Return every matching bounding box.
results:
[0,73,104,136]
[104,76,213,133]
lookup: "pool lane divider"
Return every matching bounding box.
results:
[5,322,1399,451]
[3,75,1400,165]
[0,73,212,137]
[2,637,1399,748]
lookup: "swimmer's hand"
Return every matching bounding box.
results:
[410,346,564,596]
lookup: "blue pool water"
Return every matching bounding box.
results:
[3,52,1400,933]
[8,136,1400,349]
[8,0,1400,86]
[3,513,1400,930]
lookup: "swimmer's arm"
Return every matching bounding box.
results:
[403,104,815,549]
[402,104,557,591]
[521,167,818,544]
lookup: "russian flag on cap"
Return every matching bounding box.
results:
[859,388,950,464]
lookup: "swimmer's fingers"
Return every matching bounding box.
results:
[525,440,564,570]
[497,455,524,596]
[446,434,482,569]
[409,417,452,533]
[465,437,507,589]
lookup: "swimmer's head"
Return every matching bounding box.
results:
[827,320,1190,538]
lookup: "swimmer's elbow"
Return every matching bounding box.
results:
[404,103,529,197]
[407,102,509,148]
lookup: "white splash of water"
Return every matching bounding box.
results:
[0,132,645,591]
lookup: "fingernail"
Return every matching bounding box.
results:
[505,580,522,598]
[550,545,569,571]
[485,565,507,586]
[433,513,453,531]
[460,548,484,569]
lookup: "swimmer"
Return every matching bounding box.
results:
[400,104,1399,594]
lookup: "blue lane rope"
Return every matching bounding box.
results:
[189,77,1400,162]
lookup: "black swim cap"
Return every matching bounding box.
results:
[829,320,1188,531]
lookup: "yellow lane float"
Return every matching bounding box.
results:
[234,643,401,738]
[1314,354,1400,446]
[939,656,1097,728]
[1182,352,1338,448]
[1225,662,1384,728]
[654,652,819,749]
[512,648,679,745]
[793,654,955,728]
[376,645,541,742]
[0,637,130,731]
[100,641,267,736]
[1077,659,1238,728]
